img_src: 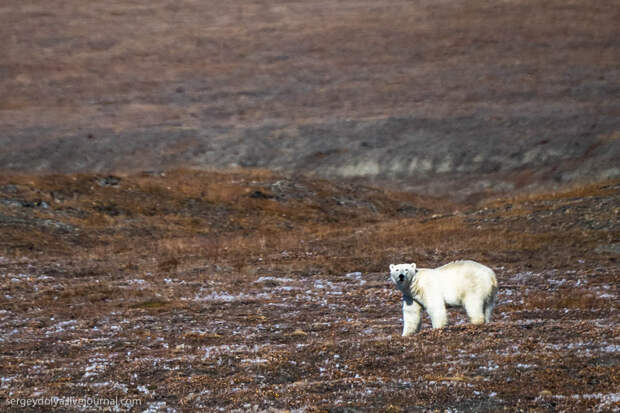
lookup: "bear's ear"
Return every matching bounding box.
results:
[389,264,394,271]
[410,263,417,272]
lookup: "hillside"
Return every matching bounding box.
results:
[1,0,619,198]
[0,170,618,411]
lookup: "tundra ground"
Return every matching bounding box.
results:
[0,171,618,412]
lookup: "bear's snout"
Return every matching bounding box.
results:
[399,274,405,282]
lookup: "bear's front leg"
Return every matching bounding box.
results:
[402,296,422,336]
[426,300,448,329]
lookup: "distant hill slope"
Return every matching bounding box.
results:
[1,0,618,197]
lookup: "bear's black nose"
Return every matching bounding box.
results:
[399,274,405,282]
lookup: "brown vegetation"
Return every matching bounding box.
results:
[1,0,618,410]
[0,170,618,411]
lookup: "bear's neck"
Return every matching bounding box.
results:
[407,276,422,299]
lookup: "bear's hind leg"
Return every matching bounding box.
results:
[484,294,496,323]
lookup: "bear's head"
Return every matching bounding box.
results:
[389,263,417,292]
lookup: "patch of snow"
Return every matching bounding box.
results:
[126,279,148,286]
[344,272,367,285]
[89,381,128,393]
[240,358,269,364]
[46,319,78,336]
[141,401,175,413]
[274,285,301,292]
[576,393,620,401]
[163,278,185,285]
[191,290,271,302]
[202,343,287,360]
[82,359,109,380]
[4,272,32,281]
[255,276,294,283]
[569,392,620,409]
[137,385,152,395]
[510,271,536,282]
[1,376,16,389]
[479,361,500,372]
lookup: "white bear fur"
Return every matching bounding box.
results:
[389,260,498,336]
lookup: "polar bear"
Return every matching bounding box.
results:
[389,260,498,336]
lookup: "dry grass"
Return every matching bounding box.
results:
[484,179,620,206]
[0,169,618,411]
[1,170,616,275]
